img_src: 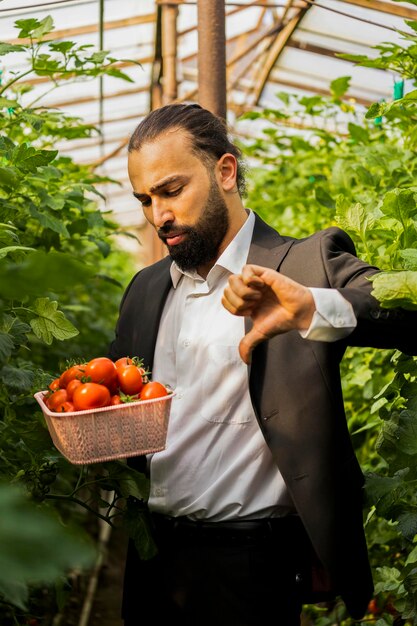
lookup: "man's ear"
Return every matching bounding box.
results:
[217,153,238,192]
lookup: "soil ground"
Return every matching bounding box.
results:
[88,525,128,626]
[59,524,128,626]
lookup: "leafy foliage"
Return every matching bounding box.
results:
[241,9,417,623]
[0,16,146,625]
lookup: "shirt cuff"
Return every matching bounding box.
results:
[299,288,357,342]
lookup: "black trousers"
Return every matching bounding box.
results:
[123,514,314,626]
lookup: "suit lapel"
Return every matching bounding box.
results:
[245,213,295,335]
[137,257,172,370]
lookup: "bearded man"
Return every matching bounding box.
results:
[109,103,417,626]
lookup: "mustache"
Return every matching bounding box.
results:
[157,224,193,240]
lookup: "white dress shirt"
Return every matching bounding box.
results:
[148,211,356,520]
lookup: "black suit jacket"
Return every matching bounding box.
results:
[109,213,417,619]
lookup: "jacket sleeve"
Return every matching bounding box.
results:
[319,227,417,355]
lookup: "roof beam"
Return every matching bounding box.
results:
[251,0,313,105]
[7,14,156,45]
[337,0,417,20]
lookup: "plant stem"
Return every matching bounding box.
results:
[45,493,115,527]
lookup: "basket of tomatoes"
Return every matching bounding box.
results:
[34,357,174,465]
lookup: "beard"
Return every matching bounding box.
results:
[157,177,230,272]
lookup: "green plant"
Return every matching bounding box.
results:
[0,16,147,625]
[240,12,417,621]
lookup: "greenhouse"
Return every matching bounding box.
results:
[1,1,417,625]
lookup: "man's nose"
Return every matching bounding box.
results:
[151,199,174,229]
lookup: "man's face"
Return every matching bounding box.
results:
[128,129,230,272]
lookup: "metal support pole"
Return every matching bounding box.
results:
[197,0,227,119]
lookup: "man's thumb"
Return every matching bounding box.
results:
[238,329,264,364]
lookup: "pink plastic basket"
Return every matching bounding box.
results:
[34,390,174,465]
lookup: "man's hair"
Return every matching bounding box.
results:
[128,103,246,197]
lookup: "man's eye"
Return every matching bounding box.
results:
[140,198,151,207]
[166,187,182,197]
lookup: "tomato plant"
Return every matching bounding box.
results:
[0,15,147,625]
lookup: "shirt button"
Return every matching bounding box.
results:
[183,339,190,347]
[153,488,163,497]
[177,392,183,399]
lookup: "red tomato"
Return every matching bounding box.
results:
[73,383,111,411]
[48,378,61,391]
[54,401,75,413]
[111,394,122,405]
[66,378,82,401]
[59,364,85,389]
[47,389,68,410]
[140,381,168,400]
[115,357,133,371]
[118,365,144,395]
[367,599,380,615]
[84,357,118,389]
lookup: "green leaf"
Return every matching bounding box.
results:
[0,42,26,56]
[0,166,19,190]
[314,187,335,209]
[123,498,157,560]
[0,579,28,611]
[400,249,417,270]
[2,315,31,345]
[29,298,79,345]
[380,189,416,223]
[348,123,369,144]
[330,76,351,98]
[397,509,417,541]
[103,462,150,501]
[48,41,76,54]
[335,202,376,238]
[104,68,134,83]
[0,245,35,259]
[366,101,389,120]
[365,470,410,515]
[405,19,417,33]
[0,364,35,391]
[0,332,14,362]
[371,271,417,310]
[374,566,403,594]
[0,250,95,299]
[395,411,417,456]
[0,96,19,109]
[16,15,54,40]
[29,206,70,237]
[13,145,58,172]
[406,543,417,566]
[0,483,95,608]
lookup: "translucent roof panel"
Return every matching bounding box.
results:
[1,0,415,229]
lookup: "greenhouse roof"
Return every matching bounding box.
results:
[0,0,415,231]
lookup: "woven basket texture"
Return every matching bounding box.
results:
[34,391,173,465]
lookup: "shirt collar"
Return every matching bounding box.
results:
[170,209,255,288]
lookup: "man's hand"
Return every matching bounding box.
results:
[222,264,316,364]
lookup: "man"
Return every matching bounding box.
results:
[109,103,416,626]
